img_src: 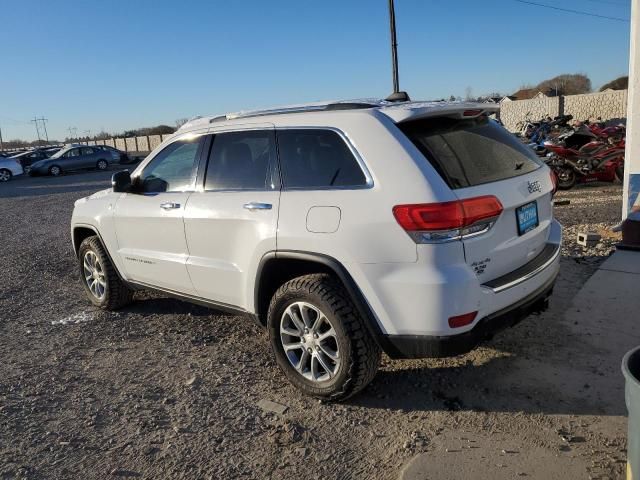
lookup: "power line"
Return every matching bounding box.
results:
[512,0,629,22]
[580,0,630,6]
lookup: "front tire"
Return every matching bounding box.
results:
[267,274,381,401]
[0,169,12,182]
[96,159,108,171]
[556,167,576,190]
[49,165,62,176]
[78,236,133,310]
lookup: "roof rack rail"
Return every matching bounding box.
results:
[223,101,378,121]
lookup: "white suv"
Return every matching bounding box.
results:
[71,100,561,400]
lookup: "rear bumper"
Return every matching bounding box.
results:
[381,272,556,359]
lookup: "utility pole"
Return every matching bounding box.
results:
[31,117,42,144]
[385,0,409,102]
[39,117,49,143]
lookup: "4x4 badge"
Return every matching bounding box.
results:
[527,180,542,194]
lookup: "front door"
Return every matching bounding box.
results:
[113,134,206,294]
[184,127,280,310]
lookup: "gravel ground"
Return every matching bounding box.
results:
[0,173,629,479]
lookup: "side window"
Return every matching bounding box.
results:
[276,130,367,189]
[138,136,203,193]
[204,130,276,191]
[65,149,81,158]
[81,147,94,155]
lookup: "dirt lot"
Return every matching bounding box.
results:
[0,172,631,479]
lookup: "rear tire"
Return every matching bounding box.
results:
[78,236,133,310]
[96,159,108,171]
[556,167,576,190]
[0,169,12,182]
[49,165,62,176]
[267,273,381,401]
[615,164,624,183]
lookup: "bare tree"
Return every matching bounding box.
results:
[175,118,189,128]
[600,76,628,91]
[536,74,591,96]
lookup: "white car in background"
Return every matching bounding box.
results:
[0,157,24,182]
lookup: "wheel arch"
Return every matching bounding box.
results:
[72,224,126,282]
[254,251,389,351]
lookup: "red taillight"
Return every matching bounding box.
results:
[549,168,558,196]
[463,109,483,117]
[448,311,477,328]
[393,196,503,232]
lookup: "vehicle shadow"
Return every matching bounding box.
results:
[350,255,634,417]
[351,350,626,416]
[0,170,114,198]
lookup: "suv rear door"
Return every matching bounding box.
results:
[399,113,554,282]
[183,125,280,309]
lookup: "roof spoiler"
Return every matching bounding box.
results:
[381,102,500,124]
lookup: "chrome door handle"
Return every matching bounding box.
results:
[160,202,181,210]
[243,202,272,211]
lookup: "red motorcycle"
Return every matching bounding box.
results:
[588,123,626,143]
[544,138,625,190]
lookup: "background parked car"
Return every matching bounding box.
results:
[94,145,131,164]
[42,146,62,156]
[9,149,52,172]
[0,157,24,182]
[29,146,111,176]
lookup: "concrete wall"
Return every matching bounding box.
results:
[500,90,628,132]
[500,96,561,132]
[564,90,627,124]
[148,135,162,150]
[125,137,137,152]
[72,133,171,155]
[136,136,149,152]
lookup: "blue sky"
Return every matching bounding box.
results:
[0,0,631,141]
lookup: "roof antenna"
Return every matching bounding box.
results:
[385,0,410,102]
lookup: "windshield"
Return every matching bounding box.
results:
[50,147,71,159]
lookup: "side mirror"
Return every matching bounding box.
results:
[112,170,132,193]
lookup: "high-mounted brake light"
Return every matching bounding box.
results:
[393,196,503,243]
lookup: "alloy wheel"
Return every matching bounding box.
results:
[279,301,340,382]
[50,166,61,176]
[83,251,106,300]
[97,160,107,170]
[0,170,10,182]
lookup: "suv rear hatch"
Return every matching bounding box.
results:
[397,110,554,283]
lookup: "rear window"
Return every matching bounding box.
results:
[399,115,542,189]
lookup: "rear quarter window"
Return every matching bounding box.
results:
[399,115,542,189]
[276,129,368,189]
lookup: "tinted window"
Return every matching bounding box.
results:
[138,136,203,193]
[81,147,94,155]
[277,130,367,189]
[399,116,542,189]
[205,130,275,191]
[65,149,81,158]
